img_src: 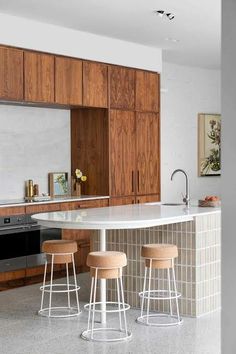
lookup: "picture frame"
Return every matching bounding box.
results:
[48,172,69,197]
[198,113,221,176]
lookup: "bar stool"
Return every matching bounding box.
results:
[38,240,81,318]
[81,251,132,342]
[136,243,182,326]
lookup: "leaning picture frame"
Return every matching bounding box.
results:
[198,113,221,176]
[48,172,69,197]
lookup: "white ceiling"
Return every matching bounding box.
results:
[0,0,221,69]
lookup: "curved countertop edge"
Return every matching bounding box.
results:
[32,204,221,230]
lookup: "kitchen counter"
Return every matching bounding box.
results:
[33,203,221,319]
[0,195,110,208]
[32,203,220,230]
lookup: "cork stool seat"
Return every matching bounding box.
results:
[81,251,132,342]
[137,243,182,327]
[39,240,81,318]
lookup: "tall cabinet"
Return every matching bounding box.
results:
[71,64,160,206]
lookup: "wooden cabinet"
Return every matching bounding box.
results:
[136,194,160,204]
[0,46,23,101]
[110,66,135,110]
[136,71,159,112]
[83,61,108,107]
[55,57,82,105]
[109,196,135,206]
[0,206,25,216]
[25,203,60,214]
[61,198,108,211]
[24,51,54,103]
[110,110,136,196]
[136,112,160,195]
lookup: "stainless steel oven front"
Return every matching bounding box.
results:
[0,214,61,272]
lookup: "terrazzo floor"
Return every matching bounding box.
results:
[0,273,220,354]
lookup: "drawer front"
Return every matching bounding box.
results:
[25,203,61,214]
[0,206,25,216]
[61,198,108,211]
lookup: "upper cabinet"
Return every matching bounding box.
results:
[83,62,108,108]
[55,57,82,105]
[24,52,54,103]
[0,46,23,101]
[109,66,135,110]
[136,71,159,112]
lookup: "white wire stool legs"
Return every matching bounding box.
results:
[38,253,81,318]
[137,258,182,326]
[81,268,132,342]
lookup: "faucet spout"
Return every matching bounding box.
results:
[171,169,190,207]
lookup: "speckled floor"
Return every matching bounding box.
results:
[0,273,220,354]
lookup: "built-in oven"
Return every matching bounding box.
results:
[0,214,61,272]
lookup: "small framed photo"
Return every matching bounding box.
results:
[49,172,69,197]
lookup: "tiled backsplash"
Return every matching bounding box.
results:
[92,212,221,317]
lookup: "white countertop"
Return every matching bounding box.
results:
[32,203,221,230]
[0,195,109,208]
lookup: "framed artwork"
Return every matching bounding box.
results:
[49,172,69,197]
[198,113,221,176]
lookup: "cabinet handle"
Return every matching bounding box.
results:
[132,171,134,192]
[137,170,140,192]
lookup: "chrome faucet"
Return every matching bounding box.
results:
[171,169,190,207]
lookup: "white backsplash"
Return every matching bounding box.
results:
[0,105,70,200]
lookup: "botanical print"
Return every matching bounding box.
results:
[198,114,221,176]
[49,172,68,196]
[54,173,68,194]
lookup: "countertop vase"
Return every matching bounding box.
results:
[72,177,81,197]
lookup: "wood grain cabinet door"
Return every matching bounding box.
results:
[24,51,54,103]
[0,46,23,100]
[55,56,82,105]
[83,61,108,108]
[136,71,159,112]
[110,110,136,196]
[136,112,160,195]
[110,66,135,110]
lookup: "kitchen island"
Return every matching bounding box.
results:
[33,203,221,318]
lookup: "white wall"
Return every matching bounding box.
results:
[222,0,236,351]
[0,13,162,72]
[161,62,221,202]
[0,106,70,200]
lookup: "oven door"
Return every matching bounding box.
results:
[27,227,61,268]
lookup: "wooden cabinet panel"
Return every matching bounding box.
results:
[110,66,135,109]
[25,203,60,214]
[83,62,108,107]
[109,196,135,206]
[0,206,25,216]
[136,194,160,204]
[55,56,82,105]
[71,108,109,196]
[136,71,159,112]
[110,110,136,196]
[136,112,160,195]
[61,198,108,211]
[0,46,23,100]
[24,51,54,103]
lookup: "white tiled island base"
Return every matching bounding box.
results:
[92,213,221,317]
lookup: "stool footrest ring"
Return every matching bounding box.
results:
[40,283,80,293]
[38,306,81,318]
[84,301,130,313]
[81,328,132,342]
[139,289,181,300]
[136,313,182,327]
